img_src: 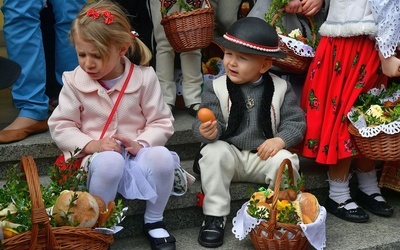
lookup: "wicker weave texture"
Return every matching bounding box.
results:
[161,0,214,52]
[249,159,309,250]
[2,156,114,250]
[348,123,400,161]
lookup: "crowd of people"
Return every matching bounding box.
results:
[1,0,399,249]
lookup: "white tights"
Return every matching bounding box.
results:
[87,148,175,225]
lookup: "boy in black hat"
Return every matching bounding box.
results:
[192,17,306,248]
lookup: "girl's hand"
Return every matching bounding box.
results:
[83,137,121,154]
[199,120,218,140]
[300,0,324,16]
[112,135,143,156]
[256,137,285,160]
[379,52,400,78]
[284,0,303,14]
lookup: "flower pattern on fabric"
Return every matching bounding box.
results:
[300,36,387,164]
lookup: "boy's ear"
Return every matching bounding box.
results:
[260,58,273,74]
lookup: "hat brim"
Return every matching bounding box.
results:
[214,36,286,59]
[0,57,21,90]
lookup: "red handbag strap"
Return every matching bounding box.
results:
[100,63,134,139]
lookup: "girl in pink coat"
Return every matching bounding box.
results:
[48,1,178,249]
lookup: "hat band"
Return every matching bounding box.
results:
[223,33,280,53]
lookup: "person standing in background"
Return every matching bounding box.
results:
[209,0,243,37]
[148,0,204,116]
[300,0,394,223]
[0,0,86,143]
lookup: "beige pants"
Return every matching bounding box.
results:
[149,0,203,107]
[199,140,300,216]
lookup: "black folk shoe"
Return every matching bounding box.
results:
[143,221,176,250]
[325,197,369,223]
[198,216,226,248]
[355,190,394,217]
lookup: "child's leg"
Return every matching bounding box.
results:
[136,146,175,237]
[87,151,125,206]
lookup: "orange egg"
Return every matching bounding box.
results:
[197,108,216,123]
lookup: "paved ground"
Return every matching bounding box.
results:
[111,188,400,250]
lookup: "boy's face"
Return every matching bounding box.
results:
[223,49,272,84]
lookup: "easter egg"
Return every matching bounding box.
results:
[197,108,216,123]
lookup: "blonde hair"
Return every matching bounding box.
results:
[70,0,152,66]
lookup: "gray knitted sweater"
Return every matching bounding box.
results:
[192,73,306,150]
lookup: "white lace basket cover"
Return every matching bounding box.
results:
[347,85,400,137]
[232,201,327,250]
[278,35,315,58]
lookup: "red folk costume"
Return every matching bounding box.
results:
[300,35,387,165]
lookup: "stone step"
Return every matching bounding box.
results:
[110,188,400,250]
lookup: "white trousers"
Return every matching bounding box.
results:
[149,0,203,107]
[199,140,300,216]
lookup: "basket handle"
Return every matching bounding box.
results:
[267,158,295,228]
[270,8,317,46]
[161,0,212,17]
[21,156,58,249]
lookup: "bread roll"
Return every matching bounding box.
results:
[296,192,319,224]
[52,190,99,228]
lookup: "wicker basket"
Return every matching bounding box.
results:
[348,123,400,161]
[161,0,214,52]
[249,159,309,250]
[270,9,315,75]
[2,156,114,250]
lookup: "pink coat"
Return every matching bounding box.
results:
[48,57,174,164]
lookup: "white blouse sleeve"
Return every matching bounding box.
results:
[369,0,400,58]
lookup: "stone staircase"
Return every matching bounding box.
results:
[1,110,400,249]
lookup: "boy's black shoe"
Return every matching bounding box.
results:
[355,190,394,217]
[198,216,225,248]
[143,221,176,250]
[325,197,369,223]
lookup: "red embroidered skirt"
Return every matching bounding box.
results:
[300,36,387,165]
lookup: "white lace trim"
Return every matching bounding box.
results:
[369,0,400,58]
[279,35,315,58]
[231,201,327,250]
[347,85,400,137]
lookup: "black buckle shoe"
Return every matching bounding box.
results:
[198,216,225,248]
[355,190,394,217]
[325,197,369,223]
[143,221,176,250]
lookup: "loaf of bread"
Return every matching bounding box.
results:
[296,192,319,224]
[52,190,100,228]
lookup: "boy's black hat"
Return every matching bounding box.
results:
[0,57,21,90]
[214,17,285,59]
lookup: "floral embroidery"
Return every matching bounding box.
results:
[344,139,357,155]
[308,89,319,110]
[306,139,319,153]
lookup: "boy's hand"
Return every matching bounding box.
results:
[199,120,218,140]
[300,0,324,16]
[112,135,143,156]
[256,137,286,160]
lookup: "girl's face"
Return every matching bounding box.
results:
[74,33,126,81]
[223,49,272,84]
